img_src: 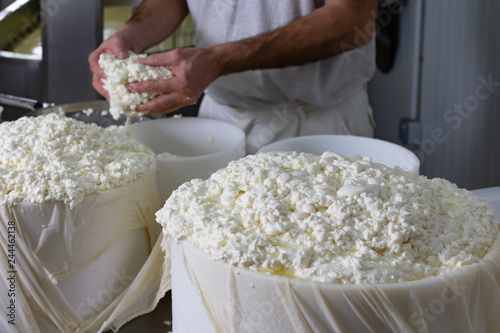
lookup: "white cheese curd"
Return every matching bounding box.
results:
[0,113,156,208]
[81,108,95,116]
[99,51,173,120]
[157,151,180,158]
[157,151,500,284]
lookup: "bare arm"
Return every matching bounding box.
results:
[212,0,377,75]
[114,0,189,54]
[130,0,378,113]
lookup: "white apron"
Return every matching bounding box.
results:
[199,85,375,154]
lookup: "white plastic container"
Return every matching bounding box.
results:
[120,117,246,202]
[473,187,500,214]
[0,163,162,333]
[170,234,500,333]
[258,135,420,173]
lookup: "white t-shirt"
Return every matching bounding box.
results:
[187,0,376,110]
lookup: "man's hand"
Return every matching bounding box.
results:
[126,47,221,114]
[88,0,188,101]
[88,33,134,99]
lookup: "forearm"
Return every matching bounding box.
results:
[210,0,377,76]
[117,0,189,53]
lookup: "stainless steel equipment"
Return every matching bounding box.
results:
[0,0,43,106]
[0,0,103,104]
[0,92,158,127]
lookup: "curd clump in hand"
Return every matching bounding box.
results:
[99,51,173,120]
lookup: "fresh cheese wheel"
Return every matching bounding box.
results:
[157,151,500,332]
[0,114,166,333]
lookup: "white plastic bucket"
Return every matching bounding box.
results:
[120,117,246,202]
[258,135,420,173]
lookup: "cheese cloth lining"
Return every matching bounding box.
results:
[172,233,500,333]
[0,164,171,332]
